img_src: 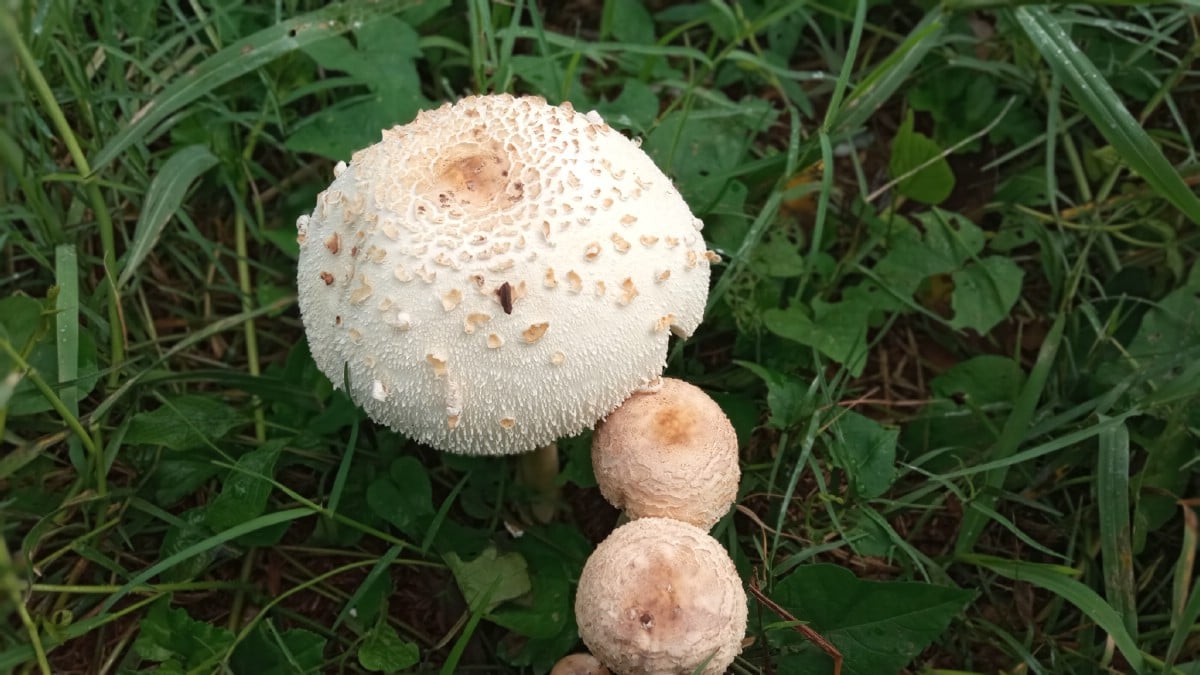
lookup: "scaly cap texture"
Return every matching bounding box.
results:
[575,518,747,675]
[592,377,739,530]
[296,94,713,455]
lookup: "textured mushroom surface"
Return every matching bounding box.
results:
[550,653,612,675]
[296,94,713,455]
[575,518,747,675]
[592,378,739,529]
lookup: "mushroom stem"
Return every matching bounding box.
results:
[517,442,559,523]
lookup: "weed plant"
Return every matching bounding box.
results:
[1,1,1198,673]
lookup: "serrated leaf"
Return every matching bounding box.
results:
[829,410,897,499]
[205,440,285,533]
[133,598,234,668]
[949,256,1024,334]
[124,395,242,451]
[890,110,954,204]
[444,546,531,614]
[771,564,974,675]
[119,145,217,288]
[358,623,419,672]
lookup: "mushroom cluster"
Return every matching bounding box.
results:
[575,379,745,674]
[295,94,715,457]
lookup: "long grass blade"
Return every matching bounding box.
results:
[1097,418,1138,640]
[963,554,1145,673]
[955,313,1065,554]
[1014,6,1200,225]
[91,1,415,172]
[1165,504,1199,666]
[118,145,217,288]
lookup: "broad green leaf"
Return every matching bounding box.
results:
[763,296,872,376]
[205,440,285,534]
[118,145,217,288]
[948,256,1024,334]
[288,15,429,160]
[133,599,234,669]
[124,395,242,451]
[931,354,1026,405]
[366,456,434,536]
[735,361,812,430]
[964,555,1144,673]
[771,564,974,675]
[829,410,897,499]
[158,509,216,583]
[231,624,326,675]
[889,110,954,204]
[444,546,532,614]
[487,524,588,638]
[1014,6,1200,225]
[358,623,420,672]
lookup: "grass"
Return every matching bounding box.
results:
[2,0,1199,673]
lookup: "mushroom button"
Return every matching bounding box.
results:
[575,518,747,675]
[550,653,612,675]
[295,94,713,456]
[592,378,740,530]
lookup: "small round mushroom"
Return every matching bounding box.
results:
[296,94,713,456]
[575,517,747,675]
[551,653,612,675]
[592,378,739,530]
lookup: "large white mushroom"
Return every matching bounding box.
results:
[575,517,747,675]
[591,377,739,530]
[295,94,713,458]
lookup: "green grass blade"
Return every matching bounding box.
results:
[91,1,415,172]
[332,544,402,629]
[1165,507,1199,666]
[955,313,1065,555]
[99,507,312,613]
[1014,6,1200,225]
[118,145,217,288]
[831,8,946,136]
[54,244,83,471]
[1097,418,1138,641]
[963,554,1145,673]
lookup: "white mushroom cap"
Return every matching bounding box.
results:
[575,518,747,675]
[296,95,713,455]
[592,378,739,530]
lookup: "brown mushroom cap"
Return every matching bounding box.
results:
[551,653,612,675]
[591,378,739,530]
[295,94,713,456]
[575,518,747,675]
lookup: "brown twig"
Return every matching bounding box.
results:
[749,568,843,675]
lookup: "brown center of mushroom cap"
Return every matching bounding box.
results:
[650,405,699,448]
[428,141,520,214]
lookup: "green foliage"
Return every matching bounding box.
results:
[768,564,975,675]
[2,1,1198,673]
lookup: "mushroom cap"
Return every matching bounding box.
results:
[550,653,612,675]
[592,378,739,529]
[575,518,747,675]
[296,94,712,456]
